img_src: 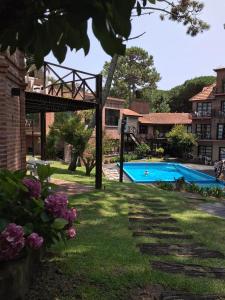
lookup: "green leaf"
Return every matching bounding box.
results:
[40,212,50,223]
[51,218,68,230]
[37,164,54,182]
[23,223,33,235]
[0,219,9,231]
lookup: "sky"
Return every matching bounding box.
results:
[46,0,225,91]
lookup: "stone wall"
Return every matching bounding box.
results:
[0,51,26,170]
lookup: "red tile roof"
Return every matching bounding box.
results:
[121,108,142,117]
[189,84,216,101]
[139,113,192,125]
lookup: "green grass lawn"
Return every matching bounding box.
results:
[49,162,225,299]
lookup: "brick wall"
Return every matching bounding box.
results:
[130,100,150,114]
[0,51,26,170]
[215,68,225,93]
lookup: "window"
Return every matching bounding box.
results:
[187,125,192,133]
[105,109,120,126]
[221,101,225,113]
[222,79,225,93]
[196,102,212,117]
[220,148,225,160]
[196,124,211,139]
[139,124,148,134]
[198,146,212,159]
[217,124,225,139]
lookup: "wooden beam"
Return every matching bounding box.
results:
[95,74,103,189]
[40,112,46,160]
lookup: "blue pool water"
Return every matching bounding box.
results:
[122,162,225,189]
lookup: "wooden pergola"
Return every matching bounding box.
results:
[25,62,102,189]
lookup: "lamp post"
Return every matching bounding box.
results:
[119,115,126,182]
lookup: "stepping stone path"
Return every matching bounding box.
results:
[128,196,225,298]
[138,243,224,258]
[129,217,177,224]
[152,261,225,279]
[128,212,170,217]
[133,231,193,239]
[128,225,182,232]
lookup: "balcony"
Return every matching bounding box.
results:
[196,133,211,140]
[192,111,212,118]
[214,110,225,119]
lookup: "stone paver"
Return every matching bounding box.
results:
[152,261,225,279]
[128,225,182,232]
[130,285,222,300]
[128,195,225,298]
[129,212,170,218]
[133,231,193,239]
[199,203,225,219]
[129,217,177,224]
[138,243,224,258]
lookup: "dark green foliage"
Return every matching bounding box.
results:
[141,89,171,112]
[169,76,216,112]
[166,125,197,158]
[46,113,91,171]
[135,143,151,158]
[0,166,69,247]
[140,76,216,113]
[0,1,208,67]
[157,181,174,191]
[155,147,164,157]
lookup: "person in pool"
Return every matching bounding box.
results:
[144,170,149,176]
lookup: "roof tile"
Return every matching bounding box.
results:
[139,113,192,125]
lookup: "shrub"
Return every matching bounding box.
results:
[174,177,185,191]
[184,183,200,193]
[157,182,174,191]
[184,183,224,198]
[135,143,150,158]
[0,165,77,262]
[155,147,164,157]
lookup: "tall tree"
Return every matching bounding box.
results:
[102,47,160,105]
[140,89,171,112]
[139,76,216,113]
[169,76,216,112]
[48,114,91,171]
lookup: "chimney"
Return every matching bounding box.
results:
[214,67,225,93]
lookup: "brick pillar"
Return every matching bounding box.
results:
[0,51,26,170]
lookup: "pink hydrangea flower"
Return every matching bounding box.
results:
[66,227,76,239]
[23,178,41,199]
[0,223,25,261]
[27,233,44,250]
[62,208,77,223]
[44,193,68,218]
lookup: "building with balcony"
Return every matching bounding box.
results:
[190,67,225,162]
[138,113,192,153]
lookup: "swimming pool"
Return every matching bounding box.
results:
[122,162,225,188]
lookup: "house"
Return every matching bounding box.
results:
[138,113,192,153]
[103,97,192,154]
[190,67,225,162]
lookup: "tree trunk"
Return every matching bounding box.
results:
[88,54,119,129]
[85,167,91,176]
[68,154,78,171]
